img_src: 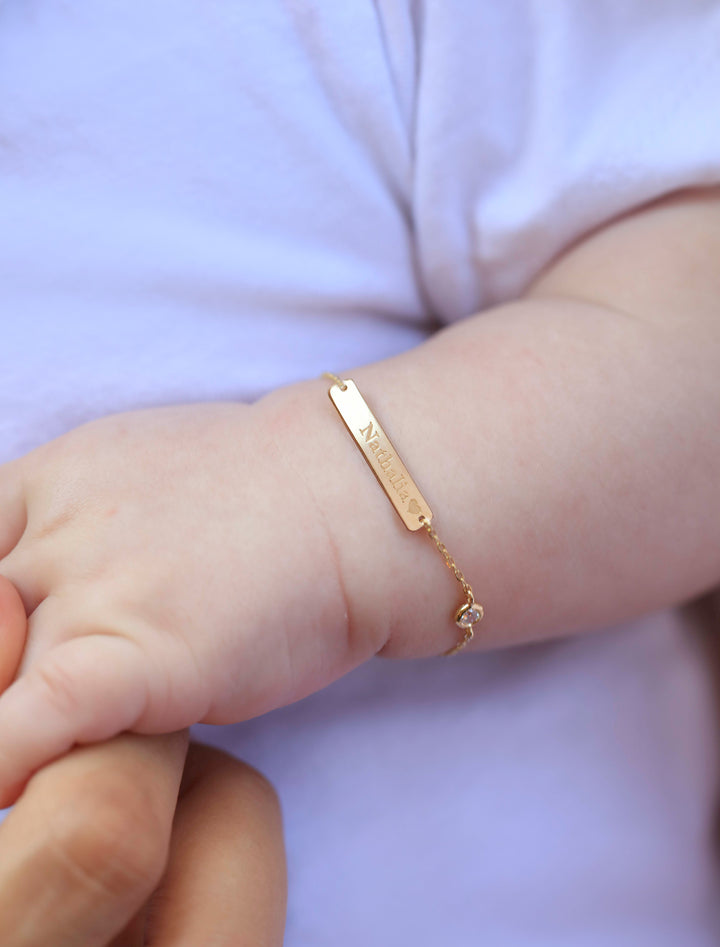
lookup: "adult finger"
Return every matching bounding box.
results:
[139,743,287,946]
[0,731,188,947]
[0,459,26,560]
[0,575,27,692]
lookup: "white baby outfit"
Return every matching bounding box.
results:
[1,2,720,944]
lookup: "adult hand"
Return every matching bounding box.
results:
[0,577,287,946]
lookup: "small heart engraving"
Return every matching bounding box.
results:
[408,498,421,514]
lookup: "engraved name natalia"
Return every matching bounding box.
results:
[358,420,410,503]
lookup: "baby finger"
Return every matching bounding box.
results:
[0,635,150,807]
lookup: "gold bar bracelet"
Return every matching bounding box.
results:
[321,372,483,656]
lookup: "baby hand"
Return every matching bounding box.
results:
[0,397,365,805]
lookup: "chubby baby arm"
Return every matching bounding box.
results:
[0,186,719,804]
[264,185,720,658]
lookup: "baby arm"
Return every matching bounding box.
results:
[281,185,720,659]
[0,186,718,804]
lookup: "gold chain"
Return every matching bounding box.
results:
[418,516,474,599]
[322,371,483,656]
[324,371,348,391]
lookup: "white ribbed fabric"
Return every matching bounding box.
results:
[1,3,719,943]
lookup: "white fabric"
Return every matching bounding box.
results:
[1,2,720,943]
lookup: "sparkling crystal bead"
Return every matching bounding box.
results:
[455,603,483,628]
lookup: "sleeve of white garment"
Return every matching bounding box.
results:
[387,0,720,320]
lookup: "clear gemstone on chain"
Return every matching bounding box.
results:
[455,603,483,628]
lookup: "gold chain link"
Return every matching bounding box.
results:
[418,516,479,656]
[323,371,347,391]
[418,516,474,600]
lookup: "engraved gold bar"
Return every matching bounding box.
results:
[326,378,433,531]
